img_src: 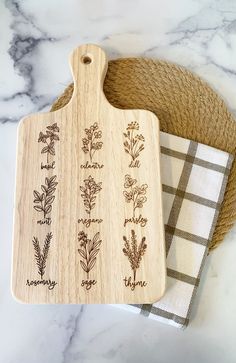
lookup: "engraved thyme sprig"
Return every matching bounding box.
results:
[82,122,103,162]
[123,122,145,162]
[78,231,102,279]
[38,123,60,164]
[123,175,148,218]
[33,175,58,219]
[123,230,147,282]
[80,175,102,217]
[32,232,52,279]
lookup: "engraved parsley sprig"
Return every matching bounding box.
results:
[123,174,147,218]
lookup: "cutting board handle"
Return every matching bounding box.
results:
[68,44,108,107]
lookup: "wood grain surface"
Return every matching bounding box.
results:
[12,44,166,304]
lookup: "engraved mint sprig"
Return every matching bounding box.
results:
[33,175,58,219]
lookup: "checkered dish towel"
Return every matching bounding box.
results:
[115,131,233,328]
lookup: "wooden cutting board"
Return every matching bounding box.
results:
[12,44,166,304]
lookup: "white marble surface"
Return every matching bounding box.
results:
[1,0,236,362]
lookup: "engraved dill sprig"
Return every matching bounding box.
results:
[123,122,145,162]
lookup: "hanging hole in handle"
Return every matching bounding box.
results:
[81,54,92,65]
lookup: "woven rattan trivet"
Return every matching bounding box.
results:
[51,57,236,251]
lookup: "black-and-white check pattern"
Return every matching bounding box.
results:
[116,131,233,328]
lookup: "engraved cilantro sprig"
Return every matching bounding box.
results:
[82,122,103,162]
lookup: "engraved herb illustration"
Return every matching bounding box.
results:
[26,232,57,290]
[78,175,103,228]
[33,175,58,225]
[123,121,145,168]
[123,230,147,290]
[38,123,60,169]
[123,174,148,227]
[78,231,102,290]
[81,122,104,169]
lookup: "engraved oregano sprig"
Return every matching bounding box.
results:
[123,174,148,218]
[78,231,102,279]
[80,175,102,217]
[123,230,147,282]
[80,175,102,216]
[32,232,52,279]
[82,122,103,162]
[33,175,58,219]
[123,122,145,161]
[38,123,60,163]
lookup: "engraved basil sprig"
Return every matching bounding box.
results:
[33,175,58,219]
[38,123,60,163]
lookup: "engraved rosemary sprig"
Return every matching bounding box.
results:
[32,232,53,279]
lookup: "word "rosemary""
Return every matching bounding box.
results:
[26,279,57,290]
